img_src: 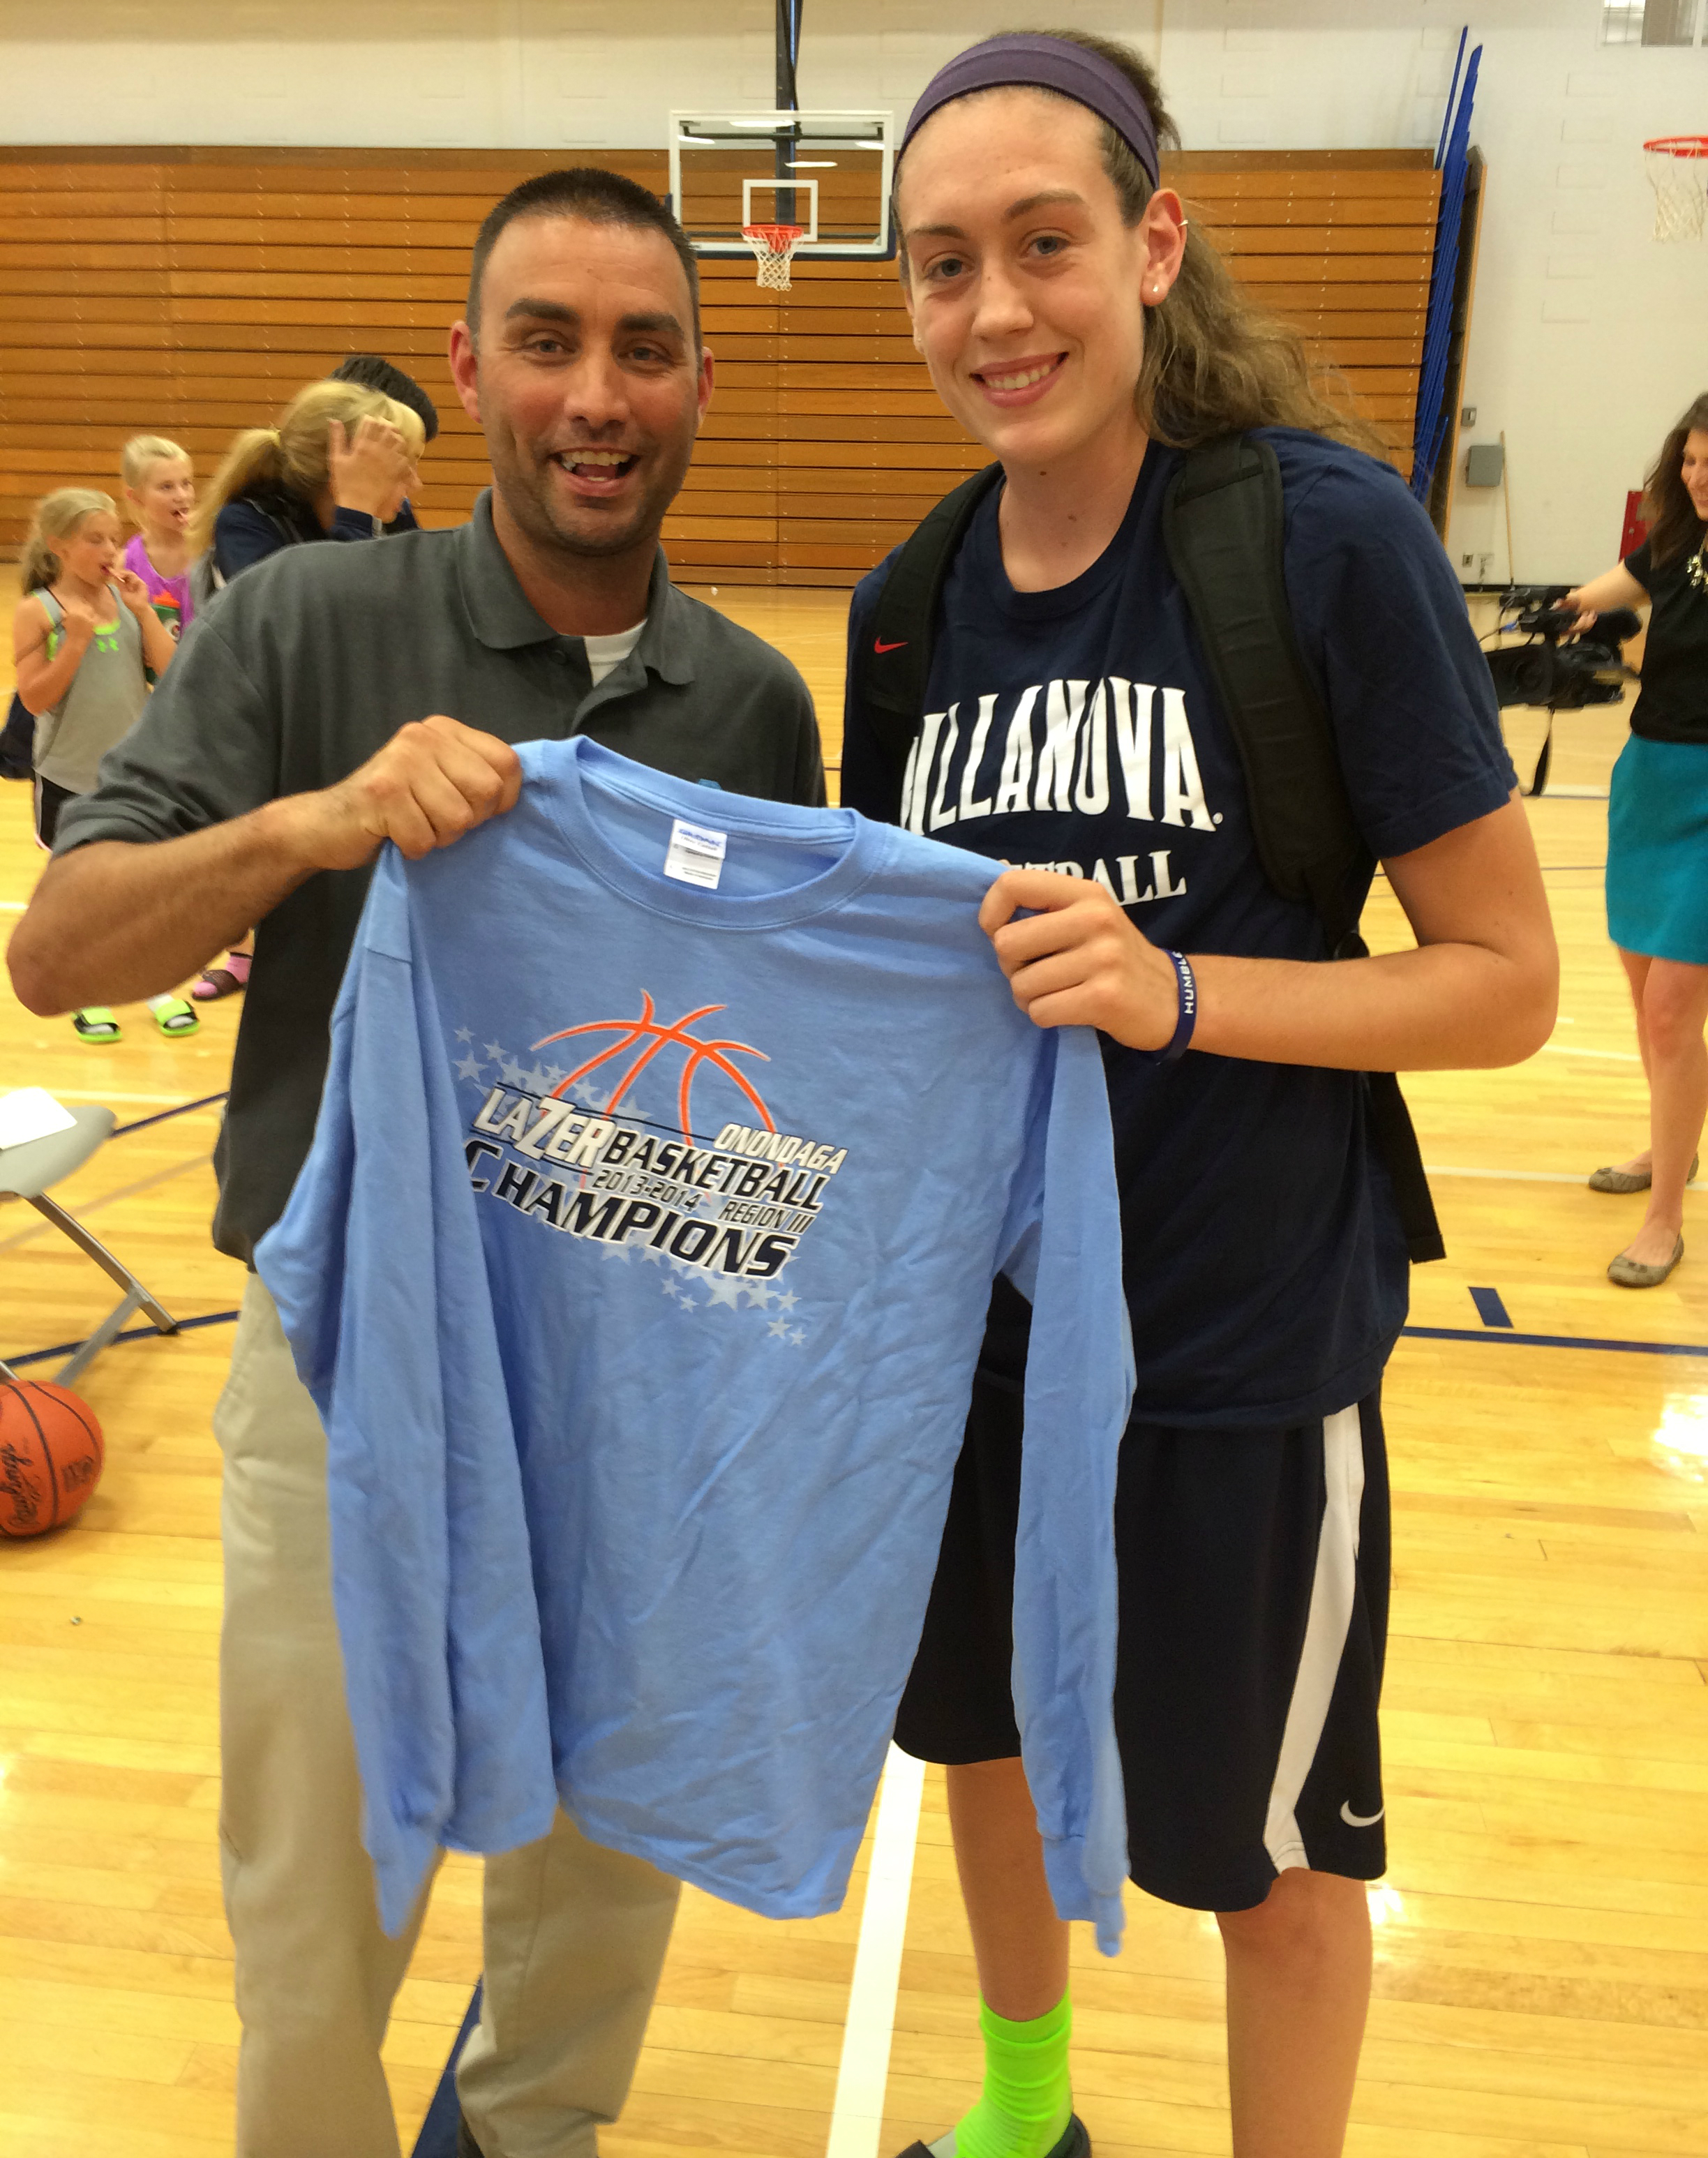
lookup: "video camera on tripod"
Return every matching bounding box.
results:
[1483,585,1642,795]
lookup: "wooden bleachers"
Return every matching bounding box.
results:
[0,145,1438,587]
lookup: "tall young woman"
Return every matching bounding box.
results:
[1571,394,1708,1288]
[839,33,1557,2158]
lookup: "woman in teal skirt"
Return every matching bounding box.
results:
[1571,391,1708,1286]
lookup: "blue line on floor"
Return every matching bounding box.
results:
[3,1307,241,1370]
[1402,1324,1708,1358]
[412,1980,484,2157]
[111,1090,229,1137]
[1467,1286,1514,1329]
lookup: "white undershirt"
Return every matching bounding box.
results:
[583,620,645,687]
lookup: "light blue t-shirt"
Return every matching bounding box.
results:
[258,736,1135,1949]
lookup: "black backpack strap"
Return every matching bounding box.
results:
[850,463,1004,821]
[1164,435,1445,1266]
[1162,437,1369,941]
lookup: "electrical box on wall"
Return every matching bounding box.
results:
[1465,442,1504,487]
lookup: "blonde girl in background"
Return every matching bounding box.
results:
[191,376,423,587]
[121,434,197,643]
[185,378,424,1000]
[10,488,197,1043]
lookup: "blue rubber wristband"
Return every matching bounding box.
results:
[1135,949,1197,1065]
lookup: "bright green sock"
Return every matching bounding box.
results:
[932,1993,1073,2158]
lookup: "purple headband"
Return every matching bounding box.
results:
[900,33,1160,188]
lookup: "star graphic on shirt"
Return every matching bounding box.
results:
[661,1277,682,1300]
[638,1243,666,1266]
[774,1290,798,1313]
[454,1028,473,1044]
[767,1316,791,1340]
[455,1054,484,1082]
[500,1058,530,1088]
[703,1277,744,1310]
[484,1042,507,1064]
[540,1063,567,1089]
[675,1285,700,1309]
[789,1327,807,1347]
[742,1283,774,1310]
[522,1064,552,1095]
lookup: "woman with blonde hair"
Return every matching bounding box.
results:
[11,487,194,1041]
[841,30,1555,2158]
[193,376,424,587]
[185,380,424,1000]
[1574,392,1708,1286]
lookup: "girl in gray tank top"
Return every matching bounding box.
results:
[10,488,196,1042]
[32,583,147,797]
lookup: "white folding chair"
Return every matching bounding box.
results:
[0,1104,178,1385]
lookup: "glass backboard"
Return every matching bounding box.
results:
[668,109,896,261]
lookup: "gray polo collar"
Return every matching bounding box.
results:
[457,488,693,686]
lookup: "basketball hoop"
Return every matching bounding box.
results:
[1645,136,1708,243]
[742,223,807,290]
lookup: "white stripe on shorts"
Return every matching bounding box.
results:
[1262,1402,1365,1873]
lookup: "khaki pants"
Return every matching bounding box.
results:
[215,1277,680,2158]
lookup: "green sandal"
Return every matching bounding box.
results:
[72,1007,121,1045]
[149,995,200,1038]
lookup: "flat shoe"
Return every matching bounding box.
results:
[1608,1234,1684,1287]
[151,995,200,1037]
[72,1006,121,1044]
[1589,1153,1698,1193]
[893,2117,1091,2158]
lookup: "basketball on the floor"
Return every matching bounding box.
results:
[0,1380,105,1537]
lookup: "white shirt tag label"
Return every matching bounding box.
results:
[664,816,728,889]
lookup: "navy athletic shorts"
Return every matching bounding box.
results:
[892,1373,1391,1914]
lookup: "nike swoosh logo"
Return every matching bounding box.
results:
[1340,1802,1384,1828]
[872,637,908,653]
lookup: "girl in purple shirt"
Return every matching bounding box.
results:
[120,435,195,644]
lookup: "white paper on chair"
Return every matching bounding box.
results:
[0,1087,79,1151]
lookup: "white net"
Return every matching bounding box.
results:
[742,224,806,291]
[1646,140,1708,242]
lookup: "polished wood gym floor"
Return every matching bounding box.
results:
[1,566,1705,2157]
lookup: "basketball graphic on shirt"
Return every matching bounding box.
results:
[534,990,775,1144]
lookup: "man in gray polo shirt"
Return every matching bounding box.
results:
[10,169,822,2158]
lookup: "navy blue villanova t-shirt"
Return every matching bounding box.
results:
[843,430,1514,1428]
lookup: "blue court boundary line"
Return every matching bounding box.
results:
[111,1089,228,1137]
[1402,1323,1708,1359]
[9,1312,1705,1374]
[1466,1286,1513,1329]
[412,1980,484,2157]
[3,1307,241,1371]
